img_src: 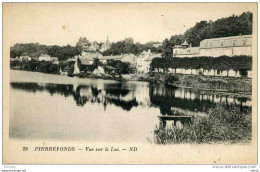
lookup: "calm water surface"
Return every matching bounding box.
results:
[10,70,252,143]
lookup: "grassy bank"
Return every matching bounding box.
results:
[153,104,252,144]
[139,73,252,93]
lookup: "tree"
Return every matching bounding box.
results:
[92,58,102,69]
[76,37,91,54]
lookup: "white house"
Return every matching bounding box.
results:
[39,54,51,61]
[137,49,161,73]
[98,53,137,65]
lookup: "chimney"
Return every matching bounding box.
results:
[148,49,151,54]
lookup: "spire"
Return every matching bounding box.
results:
[181,40,189,46]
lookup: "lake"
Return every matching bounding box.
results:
[9,70,252,143]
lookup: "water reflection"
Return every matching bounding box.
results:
[10,82,251,114]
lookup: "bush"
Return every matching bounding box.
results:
[154,104,252,144]
[164,75,179,84]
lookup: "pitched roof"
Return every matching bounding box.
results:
[138,50,152,58]
[144,54,162,61]
[67,58,76,62]
[200,35,252,49]
[51,57,59,61]
[176,47,200,55]
[39,54,50,57]
[80,53,102,61]
[99,55,124,60]
[173,45,184,49]
[106,65,116,70]
[181,40,189,46]
[53,61,59,65]
[80,58,91,65]
[121,53,137,64]
[20,56,31,60]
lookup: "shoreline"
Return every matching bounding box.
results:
[10,69,252,97]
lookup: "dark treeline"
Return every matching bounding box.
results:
[10,60,65,74]
[102,38,162,56]
[10,58,134,76]
[10,43,79,61]
[10,38,163,59]
[150,55,252,72]
[162,12,253,58]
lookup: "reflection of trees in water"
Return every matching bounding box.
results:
[11,82,251,114]
[10,82,74,97]
[46,84,74,97]
[149,85,251,115]
[11,82,138,111]
[10,83,44,93]
[73,85,138,111]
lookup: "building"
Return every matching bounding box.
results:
[19,56,32,61]
[152,43,163,48]
[137,49,162,73]
[39,54,51,61]
[173,35,252,58]
[99,54,124,64]
[121,53,137,65]
[100,37,111,52]
[199,35,252,57]
[99,53,137,65]
[88,41,100,51]
[80,52,103,65]
[82,37,111,53]
[51,57,59,62]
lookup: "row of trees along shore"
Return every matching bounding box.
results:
[10,12,252,59]
[150,56,252,73]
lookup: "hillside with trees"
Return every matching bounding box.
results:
[162,12,253,58]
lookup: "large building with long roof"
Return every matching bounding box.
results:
[173,35,252,58]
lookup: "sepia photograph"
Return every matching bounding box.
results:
[2,2,258,165]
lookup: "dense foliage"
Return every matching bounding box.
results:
[102,38,162,56]
[10,43,79,61]
[161,12,252,58]
[150,55,252,72]
[10,58,134,75]
[106,59,133,74]
[154,104,252,144]
[10,60,61,74]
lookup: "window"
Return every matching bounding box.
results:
[204,43,207,47]
[210,42,213,47]
[221,42,224,46]
[233,40,236,46]
[243,40,247,46]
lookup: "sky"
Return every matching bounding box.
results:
[4,3,256,46]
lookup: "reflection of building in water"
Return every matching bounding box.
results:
[135,85,151,107]
[149,84,252,115]
[73,84,139,111]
